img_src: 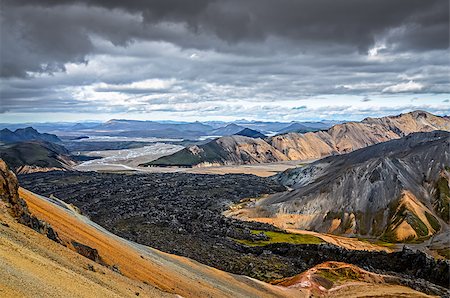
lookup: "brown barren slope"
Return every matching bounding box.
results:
[0,200,171,298]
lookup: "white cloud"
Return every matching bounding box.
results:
[382,80,424,93]
[94,79,176,93]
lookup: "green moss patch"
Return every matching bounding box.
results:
[234,230,324,246]
[316,266,362,288]
[436,248,450,259]
[434,176,450,223]
[424,211,441,232]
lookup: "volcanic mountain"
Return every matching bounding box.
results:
[229,131,450,244]
[0,127,61,144]
[235,128,266,138]
[144,111,450,168]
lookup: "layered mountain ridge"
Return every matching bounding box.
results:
[145,110,450,167]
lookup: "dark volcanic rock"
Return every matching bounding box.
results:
[71,241,103,264]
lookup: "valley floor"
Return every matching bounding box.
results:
[76,159,307,177]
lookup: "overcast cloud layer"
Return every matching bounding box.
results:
[1,0,449,122]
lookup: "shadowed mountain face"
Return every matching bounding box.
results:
[235,128,266,139]
[249,131,450,242]
[0,141,75,174]
[145,111,450,168]
[0,127,61,143]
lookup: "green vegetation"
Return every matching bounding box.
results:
[406,213,429,238]
[424,211,441,232]
[381,201,405,242]
[436,248,450,259]
[381,200,430,243]
[234,230,324,246]
[434,176,450,222]
[317,267,361,283]
[356,237,396,248]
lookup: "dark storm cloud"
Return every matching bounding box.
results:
[1,0,449,121]
[1,0,448,77]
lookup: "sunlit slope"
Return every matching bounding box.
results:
[0,200,171,298]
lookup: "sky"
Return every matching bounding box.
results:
[1,0,449,123]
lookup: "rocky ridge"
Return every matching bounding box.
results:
[145,110,450,167]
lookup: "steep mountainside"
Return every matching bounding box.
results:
[0,141,75,173]
[0,127,61,143]
[232,131,450,243]
[144,110,450,167]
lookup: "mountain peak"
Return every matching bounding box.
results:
[235,128,266,138]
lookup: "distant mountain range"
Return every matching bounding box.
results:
[145,111,450,167]
[0,127,61,143]
[89,119,334,139]
[0,119,336,140]
[230,131,450,243]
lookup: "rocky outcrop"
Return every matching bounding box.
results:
[71,240,104,264]
[237,131,450,242]
[0,158,61,243]
[145,110,450,167]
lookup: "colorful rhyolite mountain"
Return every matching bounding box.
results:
[227,131,450,247]
[144,111,450,167]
